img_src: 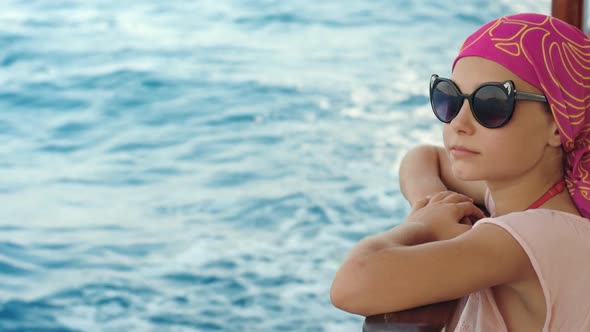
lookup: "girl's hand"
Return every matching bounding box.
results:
[407,191,486,241]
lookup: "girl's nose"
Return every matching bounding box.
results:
[449,100,476,134]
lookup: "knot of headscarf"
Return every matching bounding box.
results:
[452,13,590,218]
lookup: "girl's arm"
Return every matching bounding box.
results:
[330,199,535,317]
[399,145,486,206]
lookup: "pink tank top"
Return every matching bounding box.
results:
[447,191,590,331]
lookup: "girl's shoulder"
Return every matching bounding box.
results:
[475,209,590,250]
[480,208,590,230]
[473,209,590,328]
[473,209,590,290]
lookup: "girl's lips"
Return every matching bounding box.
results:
[450,146,479,158]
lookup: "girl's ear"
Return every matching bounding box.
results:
[548,121,561,147]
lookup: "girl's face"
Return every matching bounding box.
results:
[444,56,557,182]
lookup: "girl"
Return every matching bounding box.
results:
[331,13,590,331]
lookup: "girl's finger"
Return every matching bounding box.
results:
[440,192,474,204]
[452,201,486,220]
[411,197,430,211]
[427,191,455,203]
[460,216,473,226]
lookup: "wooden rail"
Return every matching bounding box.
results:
[553,0,585,31]
[362,1,585,331]
[363,300,458,332]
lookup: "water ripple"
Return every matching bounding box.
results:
[0,299,78,332]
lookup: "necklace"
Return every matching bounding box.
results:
[527,180,566,209]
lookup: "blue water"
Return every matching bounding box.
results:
[0,0,550,331]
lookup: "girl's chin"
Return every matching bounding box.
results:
[451,167,484,182]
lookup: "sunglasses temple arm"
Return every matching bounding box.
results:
[515,91,548,103]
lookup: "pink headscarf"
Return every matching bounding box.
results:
[452,13,590,218]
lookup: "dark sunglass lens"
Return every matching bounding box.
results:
[432,81,462,122]
[473,85,513,128]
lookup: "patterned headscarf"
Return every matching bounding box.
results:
[452,13,590,218]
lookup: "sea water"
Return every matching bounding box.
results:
[0,0,550,331]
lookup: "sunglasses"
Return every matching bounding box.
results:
[429,74,548,128]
